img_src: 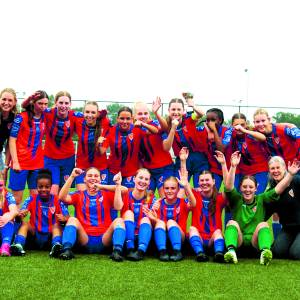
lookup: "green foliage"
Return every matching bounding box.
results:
[273,112,300,127]
[48,94,55,108]
[107,103,124,124]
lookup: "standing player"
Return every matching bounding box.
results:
[74,101,111,190]
[0,88,18,184]
[122,168,155,261]
[0,173,18,256]
[11,169,69,257]
[9,91,49,204]
[162,95,208,188]
[22,91,82,195]
[58,168,126,261]
[223,152,300,265]
[222,113,269,193]
[144,171,196,262]
[133,100,174,197]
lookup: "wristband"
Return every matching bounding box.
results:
[4,165,9,169]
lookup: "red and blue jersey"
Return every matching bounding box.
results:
[200,125,228,175]
[103,124,147,177]
[74,112,110,170]
[191,190,227,240]
[264,123,300,165]
[122,191,155,233]
[162,113,206,157]
[223,127,269,175]
[155,198,190,233]
[67,190,115,236]
[140,120,173,169]
[43,108,82,159]
[10,112,45,170]
[21,194,69,234]
[0,189,16,216]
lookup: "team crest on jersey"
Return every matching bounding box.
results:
[41,123,45,131]
[7,123,12,130]
[159,176,163,183]
[274,137,280,144]
[289,189,294,198]
[101,174,107,181]
[176,207,180,214]
[64,175,70,182]
[65,120,70,128]
[49,206,56,214]
[98,195,104,202]
[128,133,133,140]
[243,142,247,149]
[127,176,133,182]
[183,126,188,132]
[252,206,257,213]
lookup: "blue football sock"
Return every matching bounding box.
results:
[189,235,204,254]
[2,222,14,244]
[62,225,77,249]
[168,226,181,251]
[112,227,126,251]
[52,235,62,245]
[154,228,166,251]
[125,220,135,250]
[14,234,26,247]
[214,238,225,253]
[138,223,152,253]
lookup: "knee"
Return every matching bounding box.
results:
[212,229,223,239]
[226,220,239,228]
[113,217,125,229]
[167,219,178,230]
[140,217,151,225]
[155,220,166,230]
[189,226,199,237]
[257,222,269,230]
[67,216,79,227]
[123,210,134,221]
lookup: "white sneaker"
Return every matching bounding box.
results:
[224,250,238,264]
[260,249,272,266]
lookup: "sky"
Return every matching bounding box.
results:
[1,0,300,119]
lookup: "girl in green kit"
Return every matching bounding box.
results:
[222,151,300,265]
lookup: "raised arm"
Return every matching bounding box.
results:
[152,97,168,132]
[275,160,300,194]
[234,124,266,141]
[214,150,229,184]
[225,151,241,191]
[179,147,189,173]
[162,119,178,151]
[134,120,158,134]
[177,169,196,207]
[58,168,83,203]
[183,93,204,120]
[112,172,123,210]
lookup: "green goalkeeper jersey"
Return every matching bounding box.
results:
[225,188,279,238]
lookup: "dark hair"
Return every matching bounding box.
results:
[118,106,132,116]
[239,175,257,188]
[166,98,185,128]
[199,170,218,215]
[36,169,52,185]
[231,112,246,124]
[24,90,48,128]
[206,108,224,125]
[55,91,71,103]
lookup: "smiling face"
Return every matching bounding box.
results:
[34,98,49,115]
[168,102,184,122]
[84,103,98,126]
[55,96,71,118]
[134,169,151,192]
[163,178,179,202]
[240,178,257,203]
[37,178,52,200]
[84,168,101,193]
[0,91,16,114]
[269,161,286,182]
[253,113,272,134]
[117,111,133,131]
[198,173,215,194]
[134,103,150,123]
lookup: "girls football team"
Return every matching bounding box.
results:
[1,87,300,265]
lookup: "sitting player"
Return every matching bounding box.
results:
[11,169,69,257]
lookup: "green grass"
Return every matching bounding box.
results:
[1,253,300,299]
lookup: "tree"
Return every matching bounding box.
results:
[273,112,300,127]
[107,103,124,124]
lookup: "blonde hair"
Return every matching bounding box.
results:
[0,88,18,125]
[55,91,71,103]
[133,102,149,116]
[135,168,152,204]
[253,108,269,118]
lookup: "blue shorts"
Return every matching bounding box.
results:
[83,235,104,254]
[175,152,209,188]
[8,169,40,190]
[148,164,175,191]
[107,171,135,189]
[26,232,52,250]
[44,155,75,187]
[75,169,109,185]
